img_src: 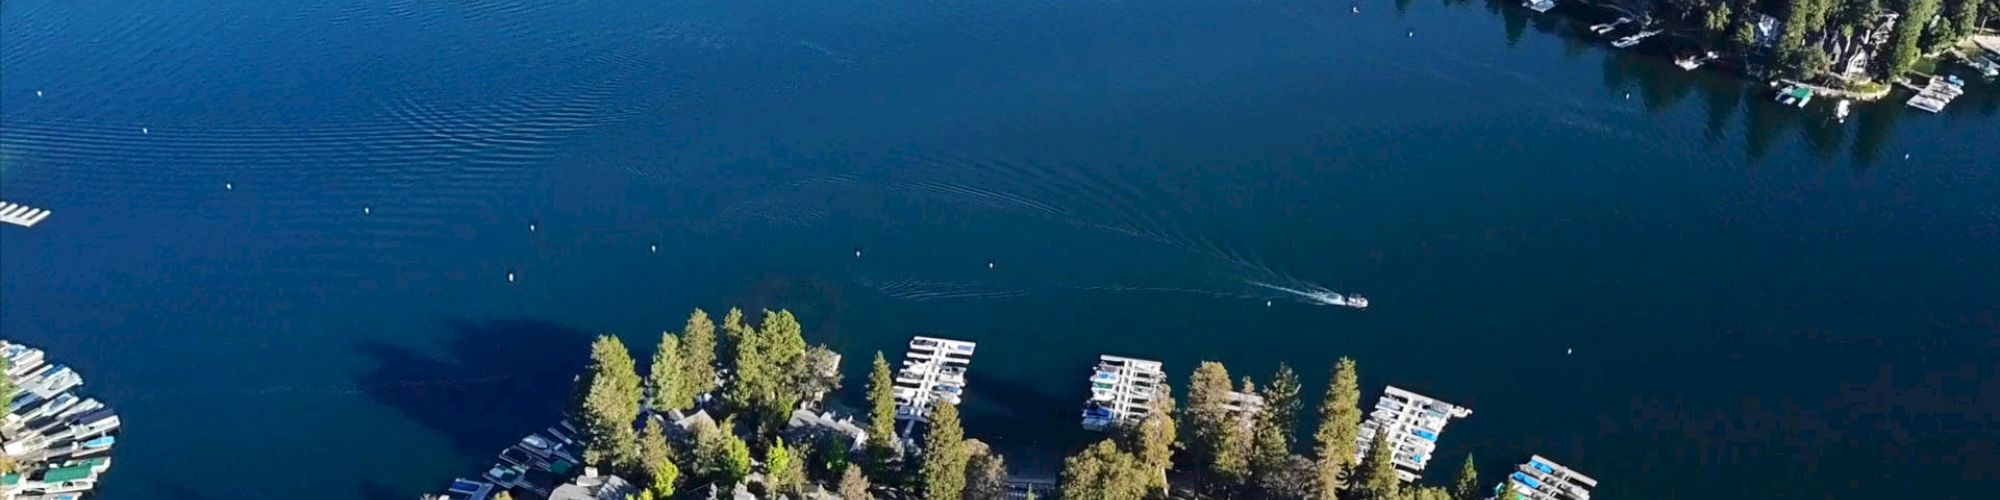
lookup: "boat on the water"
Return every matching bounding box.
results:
[1306,291,1370,309]
[1835,99,1852,122]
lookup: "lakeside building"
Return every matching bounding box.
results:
[1354,386,1471,482]
[892,336,976,425]
[1495,455,1598,500]
[1080,355,1167,431]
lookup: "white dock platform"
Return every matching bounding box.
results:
[1498,455,1598,500]
[0,201,53,228]
[1355,386,1472,482]
[892,336,976,424]
[0,340,118,499]
[1081,355,1167,431]
[1905,75,1966,113]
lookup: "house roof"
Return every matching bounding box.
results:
[547,473,637,500]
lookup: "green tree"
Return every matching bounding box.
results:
[695,418,753,485]
[839,465,874,500]
[0,357,13,411]
[1452,454,1478,500]
[810,434,856,483]
[1885,0,1944,77]
[649,458,680,498]
[638,419,677,489]
[1355,432,1401,500]
[1312,358,1362,500]
[649,332,688,412]
[680,309,719,403]
[726,310,815,435]
[1122,388,1176,495]
[1060,440,1151,500]
[1706,3,1736,38]
[577,335,644,470]
[921,402,970,500]
[964,443,1010,500]
[1186,361,1247,490]
[1946,0,1983,43]
[1801,46,1835,76]
[1732,17,1761,52]
[865,351,900,463]
[1252,363,1303,490]
[492,491,513,500]
[766,437,807,497]
[1252,454,1319,500]
[719,307,752,372]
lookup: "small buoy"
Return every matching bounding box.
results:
[987,259,996,269]
[507,271,517,283]
[1266,300,1273,307]
[141,127,149,134]
[363,206,371,215]
[649,244,658,253]
[1407,30,1415,38]
[528,223,537,232]
[1566,348,1573,355]
[225,182,234,190]
[1351,5,1360,13]
[1624,93,1632,99]
[35,90,43,97]
[854,248,863,258]
[1903,153,1912,160]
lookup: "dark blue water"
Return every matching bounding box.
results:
[3,0,1997,498]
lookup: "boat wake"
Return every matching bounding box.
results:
[1244,280,1369,309]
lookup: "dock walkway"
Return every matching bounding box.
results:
[1356,386,1473,482]
[893,336,976,426]
[1905,75,1966,113]
[0,201,53,228]
[1081,355,1166,431]
[1499,455,1599,500]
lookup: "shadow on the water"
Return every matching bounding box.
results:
[960,372,1092,476]
[359,480,404,499]
[354,318,591,460]
[140,475,212,500]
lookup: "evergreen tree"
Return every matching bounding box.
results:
[1312,358,1362,500]
[839,465,874,500]
[1706,3,1735,39]
[1252,454,1319,500]
[576,335,644,470]
[680,309,719,404]
[649,458,680,498]
[1885,0,1945,77]
[639,419,677,489]
[0,358,13,411]
[1252,363,1304,491]
[964,444,1010,500]
[1452,454,1478,500]
[865,351,899,461]
[766,437,807,497]
[1355,432,1401,500]
[1732,17,1761,51]
[1059,440,1150,500]
[1264,363,1303,443]
[1186,361,1247,490]
[1122,388,1176,495]
[695,418,752,485]
[492,491,514,500]
[649,332,688,412]
[719,307,752,373]
[921,402,970,500]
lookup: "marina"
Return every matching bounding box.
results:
[1355,386,1472,482]
[0,341,118,499]
[1080,355,1167,431]
[1904,75,1967,113]
[1497,455,1599,500]
[892,336,977,427]
[0,202,52,229]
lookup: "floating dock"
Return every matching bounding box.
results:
[0,201,53,228]
[1497,455,1598,500]
[0,340,118,498]
[1081,355,1167,431]
[892,336,976,426]
[1905,75,1966,113]
[1355,386,1472,481]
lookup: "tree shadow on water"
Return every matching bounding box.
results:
[354,319,591,458]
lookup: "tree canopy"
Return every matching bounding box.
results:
[765,437,807,497]
[1312,358,1362,500]
[1059,440,1151,500]
[576,335,643,470]
[921,402,970,500]
[865,351,900,465]
[1452,454,1479,500]
[680,309,719,403]
[1185,361,1249,491]
[649,332,689,412]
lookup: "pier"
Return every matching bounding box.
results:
[0,341,119,498]
[1497,455,1598,500]
[1904,75,1966,113]
[0,201,53,228]
[1081,355,1167,431]
[1354,386,1472,481]
[893,336,976,427]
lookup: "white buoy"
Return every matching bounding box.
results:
[529,223,537,232]
[141,127,149,134]
[363,206,371,215]
[507,271,516,283]
[1624,93,1632,99]
[1903,153,1912,160]
[1351,5,1359,13]
[1266,300,1273,307]
[1566,348,1573,355]
[35,90,43,97]
[225,182,234,190]
[987,260,995,269]
[854,249,863,258]
[650,244,658,253]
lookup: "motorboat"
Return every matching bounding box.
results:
[1835,99,1852,122]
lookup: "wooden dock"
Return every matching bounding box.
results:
[1500,455,1599,500]
[892,336,976,425]
[0,201,53,228]
[1356,386,1473,482]
[1905,75,1966,113]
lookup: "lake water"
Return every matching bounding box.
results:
[2,0,1997,498]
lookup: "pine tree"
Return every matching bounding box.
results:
[921,402,969,500]
[1252,363,1303,492]
[1312,358,1362,500]
[649,332,688,412]
[492,491,514,500]
[1123,388,1176,495]
[865,351,899,461]
[719,307,752,373]
[577,335,644,470]
[1060,440,1150,500]
[839,465,874,500]
[964,445,1010,500]
[1452,454,1478,500]
[695,418,752,485]
[766,437,807,497]
[0,358,13,411]
[649,458,679,498]
[680,309,719,404]
[639,419,677,489]
[1356,432,1401,500]
[1186,361,1245,490]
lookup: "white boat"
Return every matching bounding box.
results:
[1305,291,1370,309]
[1835,99,1852,122]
